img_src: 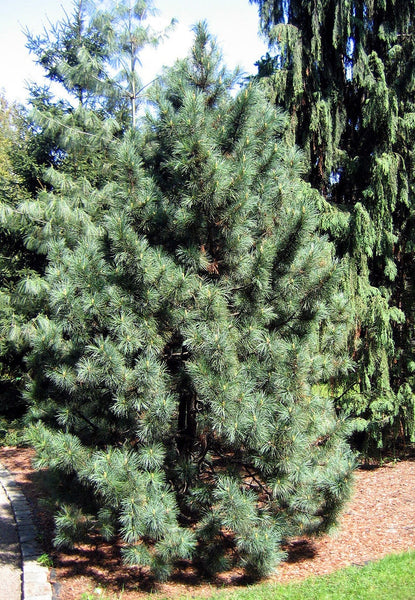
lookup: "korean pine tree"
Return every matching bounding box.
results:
[1,0,171,416]
[0,95,52,419]
[14,19,355,580]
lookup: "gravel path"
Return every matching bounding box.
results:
[0,462,53,600]
[0,479,21,600]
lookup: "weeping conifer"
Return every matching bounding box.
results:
[251,0,415,449]
[10,22,355,579]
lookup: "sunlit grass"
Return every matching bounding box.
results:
[210,551,415,600]
[79,551,415,600]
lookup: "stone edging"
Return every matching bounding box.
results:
[0,462,53,600]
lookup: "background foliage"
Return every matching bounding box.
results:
[251,0,415,449]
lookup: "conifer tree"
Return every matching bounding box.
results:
[25,0,110,111]
[1,0,166,417]
[11,23,354,579]
[0,97,49,416]
[0,97,26,414]
[251,0,415,448]
[99,0,175,127]
[1,0,111,411]
[26,0,174,127]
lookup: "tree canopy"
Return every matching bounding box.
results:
[1,11,355,579]
[251,0,415,448]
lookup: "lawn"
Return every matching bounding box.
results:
[200,551,415,600]
[83,551,415,600]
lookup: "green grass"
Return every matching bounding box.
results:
[78,552,415,600]
[209,551,415,600]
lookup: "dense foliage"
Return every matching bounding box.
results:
[0,96,51,416]
[251,0,415,448]
[1,0,172,415]
[1,6,355,579]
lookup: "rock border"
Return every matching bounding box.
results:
[0,462,53,600]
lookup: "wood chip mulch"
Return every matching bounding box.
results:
[0,446,414,600]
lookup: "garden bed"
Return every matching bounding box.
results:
[1,446,414,599]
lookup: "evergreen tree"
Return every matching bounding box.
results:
[251,0,415,448]
[0,96,49,416]
[25,0,110,111]
[99,0,175,127]
[0,96,26,414]
[26,0,175,126]
[1,0,167,417]
[12,23,354,579]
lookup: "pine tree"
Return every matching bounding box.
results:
[26,0,174,127]
[1,0,167,417]
[12,23,355,580]
[251,0,415,449]
[0,96,49,417]
[25,0,109,110]
[1,0,113,412]
[98,0,175,127]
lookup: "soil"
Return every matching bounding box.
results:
[1,446,415,600]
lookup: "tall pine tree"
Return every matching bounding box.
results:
[2,0,172,420]
[26,0,175,126]
[251,0,415,449]
[9,22,355,579]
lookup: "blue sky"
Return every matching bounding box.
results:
[0,0,269,105]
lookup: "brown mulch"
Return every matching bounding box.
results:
[0,446,415,600]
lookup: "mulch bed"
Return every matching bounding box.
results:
[1,446,414,600]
